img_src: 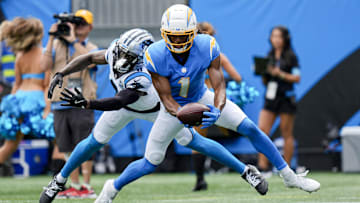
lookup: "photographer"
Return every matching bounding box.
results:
[42,9,98,199]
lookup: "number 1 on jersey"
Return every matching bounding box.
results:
[178,77,190,98]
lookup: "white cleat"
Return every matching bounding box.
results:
[94,179,119,203]
[283,170,320,193]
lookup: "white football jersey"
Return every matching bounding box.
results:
[105,39,159,111]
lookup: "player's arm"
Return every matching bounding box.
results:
[60,50,107,76]
[220,53,242,82]
[150,71,180,116]
[59,87,141,111]
[208,55,226,111]
[48,50,107,98]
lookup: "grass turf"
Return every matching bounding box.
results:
[0,172,359,202]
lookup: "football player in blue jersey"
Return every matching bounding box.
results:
[94,4,320,202]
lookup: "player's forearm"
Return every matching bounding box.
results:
[60,53,92,76]
[161,96,180,116]
[213,86,226,111]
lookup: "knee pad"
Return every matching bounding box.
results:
[145,151,165,165]
[175,129,193,146]
[92,130,110,144]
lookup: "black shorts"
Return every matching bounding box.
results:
[264,96,297,114]
[53,108,94,152]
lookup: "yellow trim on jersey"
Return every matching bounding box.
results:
[3,69,15,77]
[145,50,156,72]
[1,54,15,63]
[210,37,216,59]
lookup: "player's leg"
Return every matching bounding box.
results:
[40,109,134,203]
[96,107,182,202]
[203,89,320,193]
[191,126,208,191]
[175,128,268,195]
[257,109,277,171]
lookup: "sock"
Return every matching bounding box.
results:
[237,118,287,171]
[279,165,296,181]
[70,182,81,190]
[113,158,157,191]
[56,173,67,184]
[60,133,104,178]
[82,183,92,190]
[50,159,66,176]
[186,129,246,174]
[192,153,206,182]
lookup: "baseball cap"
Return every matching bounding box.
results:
[75,9,93,25]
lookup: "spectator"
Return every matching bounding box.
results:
[42,9,98,199]
[191,22,243,191]
[0,17,54,175]
[257,26,300,173]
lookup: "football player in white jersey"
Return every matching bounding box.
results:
[40,28,168,202]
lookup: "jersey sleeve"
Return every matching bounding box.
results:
[209,36,220,61]
[144,49,157,73]
[124,71,153,92]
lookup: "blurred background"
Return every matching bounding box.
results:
[0,0,360,177]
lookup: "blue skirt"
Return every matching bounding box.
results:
[0,90,55,140]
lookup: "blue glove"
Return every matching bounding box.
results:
[201,104,220,129]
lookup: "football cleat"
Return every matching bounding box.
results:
[242,165,268,195]
[95,179,118,203]
[192,180,208,192]
[39,176,66,203]
[283,170,320,193]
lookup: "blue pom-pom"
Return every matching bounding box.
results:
[226,80,259,107]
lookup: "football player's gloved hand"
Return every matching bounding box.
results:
[48,72,64,99]
[201,104,220,129]
[60,87,88,108]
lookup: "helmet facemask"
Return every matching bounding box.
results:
[161,29,196,53]
[112,43,139,77]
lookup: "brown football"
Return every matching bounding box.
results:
[176,103,210,126]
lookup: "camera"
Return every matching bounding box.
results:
[50,13,87,36]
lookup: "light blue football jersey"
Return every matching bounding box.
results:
[144,34,220,105]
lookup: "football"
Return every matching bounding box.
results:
[176,103,210,126]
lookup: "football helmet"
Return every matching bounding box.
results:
[112,28,154,74]
[160,4,197,53]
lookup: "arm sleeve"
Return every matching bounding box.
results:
[88,88,141,111]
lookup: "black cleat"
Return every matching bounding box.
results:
[192,180,208,191]
[242,165,268,195]
[39,175,66,203]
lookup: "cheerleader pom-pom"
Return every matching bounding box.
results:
[226,81,259,107]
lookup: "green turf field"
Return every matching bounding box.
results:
[0,172,359,202]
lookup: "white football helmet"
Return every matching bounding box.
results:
[113,28,154,74]
[160,4,197,53]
